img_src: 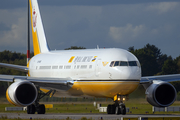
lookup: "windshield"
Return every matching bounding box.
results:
[110,61,140,67]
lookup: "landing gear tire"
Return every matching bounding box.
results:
[107,102,126,115]
[120,104,126,115]
[27,104,35,114]
[31,87,55,114]
[115,106,120,115]
[107,104,115,114]
[107,105,111,114]
[37,104,45,114]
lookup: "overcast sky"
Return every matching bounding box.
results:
[0,0,180,58]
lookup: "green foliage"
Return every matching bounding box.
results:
[80,117,88,120]
[0,50,26,76]
[130,44,160,76]
[161,58,178,75]
[174,56,180,73]
[177,91,180,101]
[129,44,180,95]
[0,50,29,97]
[171,81,180,93]
[129,85,145,99]
[129,44,179,76]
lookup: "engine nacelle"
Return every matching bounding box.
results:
[6,80,37,107]
[146,80,176,107]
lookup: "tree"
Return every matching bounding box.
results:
[0,50,27,75]
[174,56,180,74]
[129,44,163,76]
[161,58,178,75]
[65,46,86,50]
[128,46,134,53]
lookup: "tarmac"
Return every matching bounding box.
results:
[0,113,180,120]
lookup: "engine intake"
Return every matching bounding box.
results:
[6,80,37,106]
[146,80,176,107]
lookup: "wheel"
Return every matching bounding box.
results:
[111,104,115,114]
[37,104,45,114]
[107,104,115,114]
[27,104,35,114]
[120,104,126,115]
[115,106,120,115]
[107,105,111,114]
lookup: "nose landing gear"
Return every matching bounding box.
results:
[107,95,126,115]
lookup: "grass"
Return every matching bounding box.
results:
[47,103,99,113]
[0,116,93,120]
[101,98,180,115]
[0,98,180,115]
[1,99,180,120]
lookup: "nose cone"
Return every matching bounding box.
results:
[117,67,141,80]
[108,48,141,80]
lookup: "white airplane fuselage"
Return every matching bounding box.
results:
[28,48,141,98]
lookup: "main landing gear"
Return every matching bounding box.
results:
[107,95,126,115]
[27,87,56,114]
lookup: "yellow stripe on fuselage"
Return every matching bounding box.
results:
[68,81,139,98]
[29,0,41,55]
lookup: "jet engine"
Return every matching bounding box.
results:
[6,80,37,106]
[145,80,176,107]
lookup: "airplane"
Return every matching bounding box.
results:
[0,0,180,115]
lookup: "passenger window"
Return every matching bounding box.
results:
[89,65,92,69]
[120,61,128,66]
[129,61,137,66]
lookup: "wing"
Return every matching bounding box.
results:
[0,63,28,72]
[140,74,180,84]
[0,74,74,89]
[0,62,74,90]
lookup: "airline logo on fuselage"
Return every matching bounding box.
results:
[68,56,75,63]
[92,56,97,62]
[68,56,98,63]
[102,61,109,66]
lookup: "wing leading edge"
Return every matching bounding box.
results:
[0,74,74,90]
[0,63,28,72]
[141,74,180,84]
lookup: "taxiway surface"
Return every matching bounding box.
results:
[0,113,180,119]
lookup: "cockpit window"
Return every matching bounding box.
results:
[110,61,139,67]
[128,61,137,66]
[114,61,120,66]
[120,61,128,66]
[110,61,115,67]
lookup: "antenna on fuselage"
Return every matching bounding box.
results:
[97,45,99,49]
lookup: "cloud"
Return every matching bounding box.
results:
[0,1,180,58]
[1,0,180,9]
[109,24,146,42]
[0,9,26,50]
[146,2,179,14]
[40,5,103,49]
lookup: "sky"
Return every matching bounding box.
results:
[0,0,180,58]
